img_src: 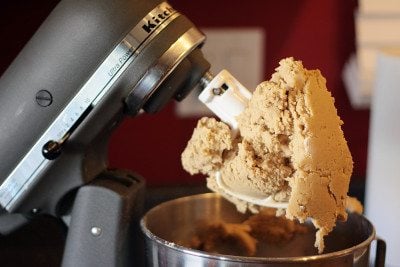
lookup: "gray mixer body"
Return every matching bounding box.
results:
[0,0,209,215]
[0,1,210,266]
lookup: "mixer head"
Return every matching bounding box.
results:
[0,0,209,214]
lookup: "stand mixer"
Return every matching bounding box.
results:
[0,0,264,265]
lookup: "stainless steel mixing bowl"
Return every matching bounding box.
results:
[140,193,385,266]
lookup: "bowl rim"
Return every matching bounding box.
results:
[140,193,375,263]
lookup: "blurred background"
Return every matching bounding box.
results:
[1,0,400,266]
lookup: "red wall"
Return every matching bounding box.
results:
[0,0,369,187]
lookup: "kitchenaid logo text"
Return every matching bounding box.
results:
[142,6,175,34]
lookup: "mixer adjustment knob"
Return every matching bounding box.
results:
[42,133,70,160]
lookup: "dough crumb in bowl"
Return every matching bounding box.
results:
[186,208,308,257]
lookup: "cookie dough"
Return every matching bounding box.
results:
[188,208,308,257]
[189,220,257,256]
[181,58,353,253]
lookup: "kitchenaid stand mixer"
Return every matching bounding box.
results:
[0,1,214,265]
